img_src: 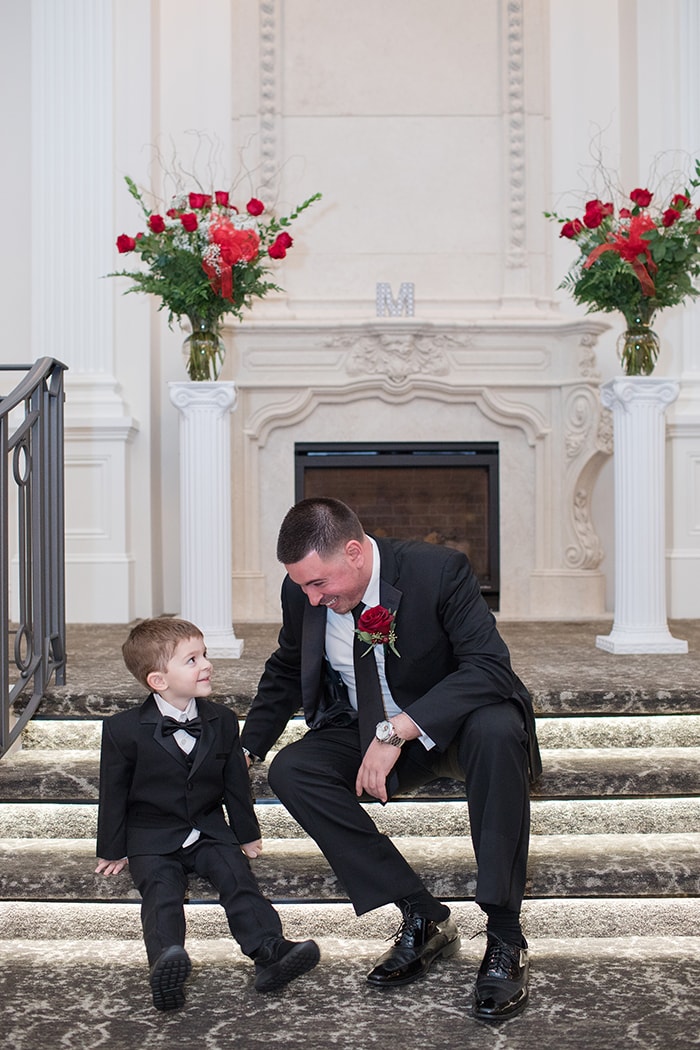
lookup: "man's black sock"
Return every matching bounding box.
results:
[398,891,451,923]
[481,904,525,946]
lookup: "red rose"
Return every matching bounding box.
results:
[246,197,265,216]
[148,214,165,233]
[672,194,690,210]
[180,212,198,232]
[662,208,681,227]
[583,199,612,229]
[116,234,136,253]
[269,231,294,258]
[215,191,230,207]
[357,605,394,637]
[630,187,653,207]
[166,207,179,218]
[189,192,211,209]
[560,219,583,239]
[619,208,632,218]
[355,604,399,656]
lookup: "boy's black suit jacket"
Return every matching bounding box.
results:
[241,537,542,782]
[97,694,260,861]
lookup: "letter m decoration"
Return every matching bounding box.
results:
[376,282,415,317]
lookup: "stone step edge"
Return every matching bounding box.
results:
[9,744,700,760]
[20,713,700,750]
[3,830,699,852]
[4,935,700,976]
[2,898,700,941]
[32,688,700,711]
[3,833,700,904]
[3,749,700,805]
[3,797,700,839]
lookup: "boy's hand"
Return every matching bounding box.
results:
[95,857,128,876]
[241,839,263,859]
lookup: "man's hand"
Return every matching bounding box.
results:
[355,713,422,803]
[95,857,128,876]
[241,839,263,858]
[355,739,401,802]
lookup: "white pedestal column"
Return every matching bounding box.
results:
[596,377,687,654]
[169,381,244,658]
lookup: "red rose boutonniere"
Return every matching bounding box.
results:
[355,605,400,658]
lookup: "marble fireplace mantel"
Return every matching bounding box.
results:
[225,316,611,622]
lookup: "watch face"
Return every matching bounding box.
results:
[376,720,393,740]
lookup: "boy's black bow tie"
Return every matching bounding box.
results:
[161,716,202,738]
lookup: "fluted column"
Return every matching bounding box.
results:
[596,378,687,653]
[169,382,243,658]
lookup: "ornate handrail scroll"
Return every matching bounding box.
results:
[1,358,67,757]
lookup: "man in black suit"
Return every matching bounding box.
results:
[96,617,319,1010]
[240,498,541,1022]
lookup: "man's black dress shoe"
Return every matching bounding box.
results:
[472,933,529,1021]
[253,936,320,993]
[149,945,192,1011]
[367,910,461,987]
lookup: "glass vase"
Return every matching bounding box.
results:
[182,315,226,381]
[617,309,660,376]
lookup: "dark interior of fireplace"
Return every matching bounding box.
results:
[295,441,500,609]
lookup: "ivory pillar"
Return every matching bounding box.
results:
[169,381,243,657]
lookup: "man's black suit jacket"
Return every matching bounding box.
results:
[241,537,541,781]
[97,694,260,861]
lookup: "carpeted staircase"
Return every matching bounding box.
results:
[1,622,700,1050]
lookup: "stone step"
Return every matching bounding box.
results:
[3,796,700,841]
[19,712,700,751]
[2,897,700,941]
[34,681,700,719]
[3,746,699,801]
[2,932,699,1049]
[3,833,700,903]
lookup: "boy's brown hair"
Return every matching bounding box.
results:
[122,617,204,690]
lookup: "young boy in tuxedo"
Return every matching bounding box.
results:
[95,617,319,1011]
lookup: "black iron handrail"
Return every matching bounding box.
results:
[1,358,67,757]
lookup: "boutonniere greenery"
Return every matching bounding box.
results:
[355,605,400,658]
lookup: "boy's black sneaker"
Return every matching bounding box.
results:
[149,945,192,1011]
[253,936,320,992]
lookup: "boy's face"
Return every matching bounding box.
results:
[148,635,212,709]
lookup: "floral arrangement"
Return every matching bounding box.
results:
[355,606,400,658]
[112,176,321,378]
[546,159,700,374]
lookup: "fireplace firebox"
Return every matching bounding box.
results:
[295,441,500,609]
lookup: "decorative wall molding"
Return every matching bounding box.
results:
[504,0,526,271]
[259,0,280,190]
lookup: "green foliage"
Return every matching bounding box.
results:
[111,178,322,328]
[546,159,700,324]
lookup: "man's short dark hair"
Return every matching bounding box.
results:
[276,497,365,565]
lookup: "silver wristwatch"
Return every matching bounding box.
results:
[375,720,405,748]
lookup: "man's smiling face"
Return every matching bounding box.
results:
[285,539,372,616]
